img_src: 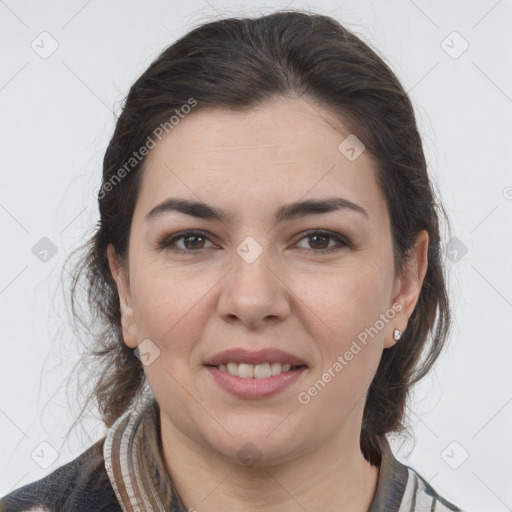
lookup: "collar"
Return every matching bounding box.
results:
[104,397,184,511]
[368,434,410,511]
[104,398,410,511]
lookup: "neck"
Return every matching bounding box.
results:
[159,413,380,512]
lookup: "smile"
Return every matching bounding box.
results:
[213,362,304,378]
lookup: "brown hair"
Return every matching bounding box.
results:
[64,9,452,466]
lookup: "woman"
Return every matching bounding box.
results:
[0,9,463,512]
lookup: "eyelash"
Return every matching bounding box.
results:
[155,229,351,256]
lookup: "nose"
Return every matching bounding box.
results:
[217,244,291,329]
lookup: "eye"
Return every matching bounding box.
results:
[155,229,351,256]
[156,230,216,255]
[295,230,350,253]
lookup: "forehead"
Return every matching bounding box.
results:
[135,97,386,223]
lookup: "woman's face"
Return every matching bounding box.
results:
[108,96,427,465]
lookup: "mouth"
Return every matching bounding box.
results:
[205,362,307,379]
[203,348,308,399]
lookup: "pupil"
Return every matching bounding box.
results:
[311,235,328,249]
[185,235,203,249]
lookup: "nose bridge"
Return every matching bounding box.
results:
[234,236,273,289]
[218,235,290,326]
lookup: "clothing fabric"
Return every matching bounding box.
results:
[0,398,463,511]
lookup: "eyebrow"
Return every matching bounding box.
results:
[144,197,369,223]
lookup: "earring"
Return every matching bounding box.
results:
[393,329,403,341]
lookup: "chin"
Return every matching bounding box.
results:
[212,438,300,468]
[195,418,311,468]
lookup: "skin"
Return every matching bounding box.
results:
[107,96,428,512]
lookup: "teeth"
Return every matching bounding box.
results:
[227,362,238,376]
[238,363,254,378]
[270,362,281,376]
[217,362,298,378]
[254,363,271,379]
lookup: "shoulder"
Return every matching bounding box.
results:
[0,437,121,512]
[403,465,464,511]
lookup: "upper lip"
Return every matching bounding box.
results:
[204,348,307,367]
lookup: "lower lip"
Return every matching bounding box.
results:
[205,365,307,399]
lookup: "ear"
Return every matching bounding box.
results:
[385,230,429,349]
[107,243,138,349]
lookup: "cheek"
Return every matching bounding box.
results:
[130,265,209,353]
[316,261,392,343]
[297,274,389,426]
[302,260,392,395]
[131,268,212,409]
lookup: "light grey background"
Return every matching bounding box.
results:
[1,1,511,510]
